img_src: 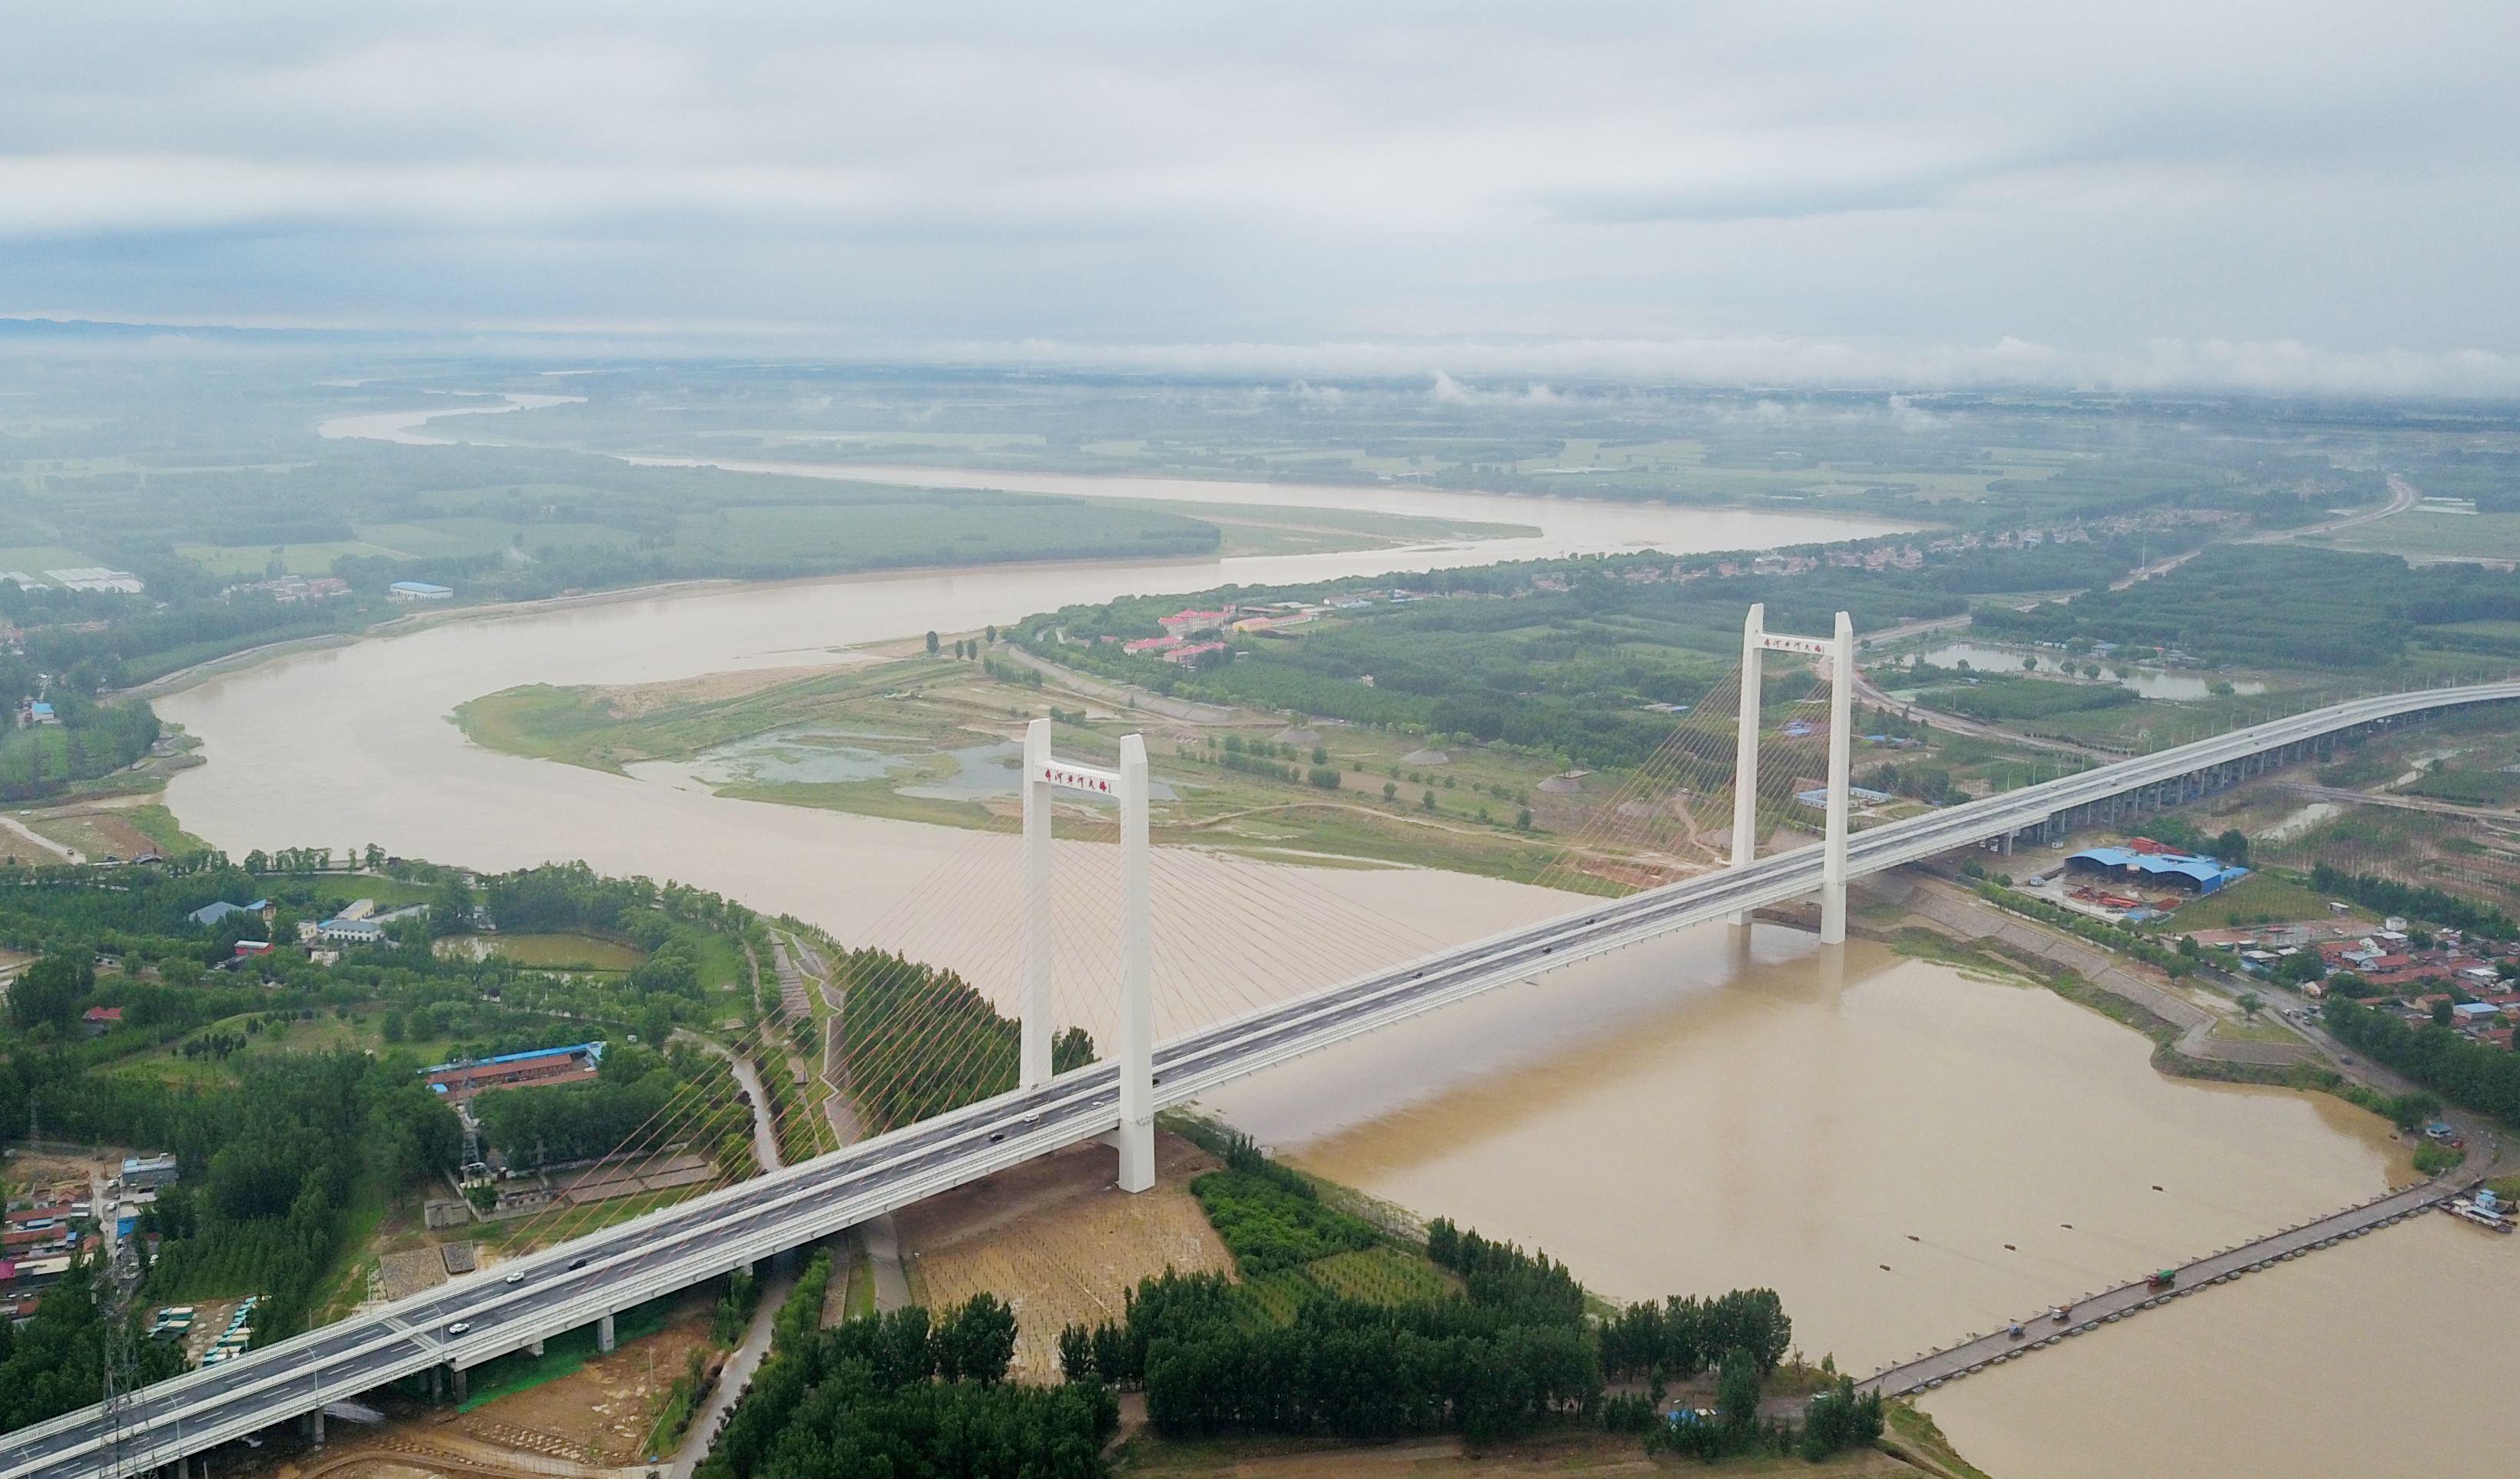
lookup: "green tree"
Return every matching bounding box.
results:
[2382,1091,2441,1130]
[934,1292,1018,1384]
[1383,781,1397,802]
[926,631,941,655]
[430,874,475,937]
[2215,828,2252,865]
[1715,1346,1762,1430]
[10,953,90,1033]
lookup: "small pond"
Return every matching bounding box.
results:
[686,728,1177,801]
[1905,642,2266,701]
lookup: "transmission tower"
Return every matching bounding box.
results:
[456,1055,490,1183]
[98,1231,157,1478]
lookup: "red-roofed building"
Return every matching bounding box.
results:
[1158,609,1233,637]
[423,1043,603,1100]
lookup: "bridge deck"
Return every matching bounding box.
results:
[1864,1178,2467,1398]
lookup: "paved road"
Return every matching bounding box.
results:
[2283,780,2520,824]
[1851,672,2110,761]
[18,678,2520,1478]
[2248,473,2422,543]
[669,1265,795,1479]
[676,1033,782,1176]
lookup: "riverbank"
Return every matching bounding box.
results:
[1861,868,2511,1181]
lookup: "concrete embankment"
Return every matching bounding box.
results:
[1865,1178,2465,1398]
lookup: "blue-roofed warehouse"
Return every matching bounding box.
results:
[2065,844,2249,895]
[188,899,268,927]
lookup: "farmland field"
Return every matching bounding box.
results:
[895,1133,1233,1383]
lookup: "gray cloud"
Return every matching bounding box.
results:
[2,2,2516,391]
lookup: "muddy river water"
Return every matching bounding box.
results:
[1209,929,2520,1476]
[151,463,2512,1475]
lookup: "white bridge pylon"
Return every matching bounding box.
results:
[1730,602,1858,943]
[1021,718,1155,1192]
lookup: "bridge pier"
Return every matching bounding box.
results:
[528,1337,545,1357]
[598,1311,616,1353]
[451,1363,467,1403]
[1818,610,1854,945]
[428,1363,441,1401]
[307,1408,324,1446]
[1021,718,1055,1088]
[1727,602,1766,927]
[1729,604,1856,943]
[1116,735,1155,1193]
[1024,720,1156,1191]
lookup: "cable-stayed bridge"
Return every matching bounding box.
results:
[15,662,2518,1479]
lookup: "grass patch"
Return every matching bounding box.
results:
[118,802,212,856]
[2149,870,2366,933]
[451,932,648,971]
[720,779,996,831]
[843,1243,877,1321]
[1884,927,2046,990]
[1881,1401,1997,1479]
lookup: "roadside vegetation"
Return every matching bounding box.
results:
[0,849,792,1432]
[1053,1132,1876,1464]
[697,1250,1107,1479]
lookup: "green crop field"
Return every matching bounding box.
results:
[2329,511,2520,564]
[0,546,111,576]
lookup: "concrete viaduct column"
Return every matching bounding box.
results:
[598,1312,616,1353]
[450,1365,467,1403]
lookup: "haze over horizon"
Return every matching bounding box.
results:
[6,2,2518,394]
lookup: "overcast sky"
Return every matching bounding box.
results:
[6,2,2518,391]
